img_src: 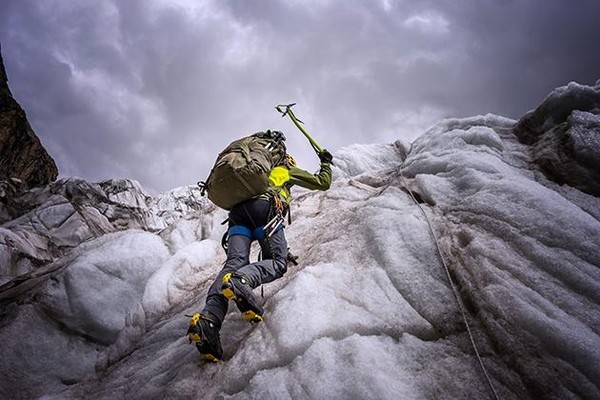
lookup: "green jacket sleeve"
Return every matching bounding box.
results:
[288,162,332,191]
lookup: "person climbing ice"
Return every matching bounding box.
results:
[187,105,333,361]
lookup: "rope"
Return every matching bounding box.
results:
[398,166,501,400]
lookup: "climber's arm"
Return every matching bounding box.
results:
[288,162,332,191]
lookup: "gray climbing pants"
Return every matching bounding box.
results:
[202,198,288,326]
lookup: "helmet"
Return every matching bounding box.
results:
[285,154,297,168]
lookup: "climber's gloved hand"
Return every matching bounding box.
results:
[318,149,333,164]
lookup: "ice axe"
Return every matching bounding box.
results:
[276,103,324,155]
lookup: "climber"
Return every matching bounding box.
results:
[187,143,333,361]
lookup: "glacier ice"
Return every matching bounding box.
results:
[39,230,170,344]
[1,82,600,399]
[514,81,600,196]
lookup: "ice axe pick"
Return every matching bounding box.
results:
[275,103,324,155]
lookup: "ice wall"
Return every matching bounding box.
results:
[405,113,600,399]
[514,81,600,196]
[1,82,599,400]
[0,178,213,285]
[0,179,226,397]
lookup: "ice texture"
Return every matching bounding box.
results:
[568,110,600,168]
[0,178,215,284]
[40,230,170,344]
[514,81,600,196]
[1,82,600,399]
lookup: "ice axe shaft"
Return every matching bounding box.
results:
[276,104,324,154]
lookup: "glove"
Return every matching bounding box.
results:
[318,149,333,164]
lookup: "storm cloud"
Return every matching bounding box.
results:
[1,0,599,193]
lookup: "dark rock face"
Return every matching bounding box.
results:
[0,45,58,188]
[514,81,600,197]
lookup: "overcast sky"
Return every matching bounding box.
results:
[1,0,599,194]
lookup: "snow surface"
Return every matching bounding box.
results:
[1,82,600,399]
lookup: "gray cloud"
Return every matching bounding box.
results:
[1,0,599,193]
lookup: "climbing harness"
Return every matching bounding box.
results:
[397,166,501,400]
[276,103,324,155]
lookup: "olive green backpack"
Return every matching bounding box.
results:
[200,131,287,210]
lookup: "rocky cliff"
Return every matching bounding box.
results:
[0,44,58,189]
